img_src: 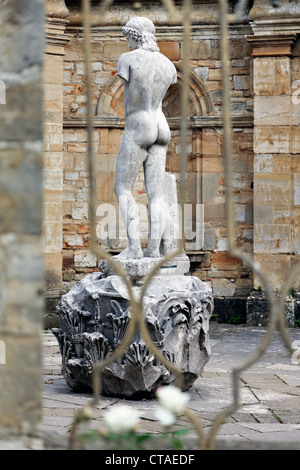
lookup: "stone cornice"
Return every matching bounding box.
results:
[63,115,253,129]
[65,1,249,28]
[249,0,300,37]
[246,33,297,57]
[45,17,71,55]
[45,0,69,19]
[249,0,300,22]
[45,1,71,55]
[250,19,300,36]
[66,23,253,41]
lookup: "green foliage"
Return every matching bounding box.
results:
[79,428,189,450]
[229,313,242,324]
[289,287,296,297]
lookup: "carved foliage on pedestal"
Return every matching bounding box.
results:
[106,300,130,347]
[53,273,213,397]
[155,288,213,381]
[83,332,112,365]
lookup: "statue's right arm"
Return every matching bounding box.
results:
[117,54,130,83]
[171,62,177,85]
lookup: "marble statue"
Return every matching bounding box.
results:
[114,17,178,259]
[53,18,213,398]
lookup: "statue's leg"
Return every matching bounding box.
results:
[143,143,167,258]
[160,172,180,255]
[114,132,147,259]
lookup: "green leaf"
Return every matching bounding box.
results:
[172,428,189,436]
[171,438,184,449]
[136,434,152,443]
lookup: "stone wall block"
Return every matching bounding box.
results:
[190,40,210,60]
[294,173,300,205]
[254,96,289,126]
[254,176,291,206]
[74,250,97,268]
[44,221,63,253]
[253,57,275,96]
[253,254,290,292]
[254,223,291,254]
[254,126,290,153]
[103,41,130,60]
[158,41,180,61]
[291,126,300,154]
[275,58,290,96]
[292,225,300,254]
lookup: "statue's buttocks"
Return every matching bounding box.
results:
[118,49,175,149]
[124,110,171,149]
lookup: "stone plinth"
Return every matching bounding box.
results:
[53,258,213,398]
[98,254,191,279]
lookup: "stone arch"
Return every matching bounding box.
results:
[171,68,214,118]
[95,66,214,120]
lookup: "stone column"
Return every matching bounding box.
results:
[247,0,300,292]
[43,0,70,323]
[0,0,44,448]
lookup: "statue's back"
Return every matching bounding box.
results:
[119,49,177,113]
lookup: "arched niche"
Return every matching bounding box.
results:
[95,66,214,124]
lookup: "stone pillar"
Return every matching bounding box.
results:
[43,0,70,322]
[0,0,44,448]
[248,0,300,292]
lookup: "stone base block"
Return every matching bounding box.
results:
[98,253,191,279]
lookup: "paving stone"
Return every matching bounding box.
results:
[42,324,300,449]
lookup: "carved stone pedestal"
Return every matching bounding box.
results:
[53,257,213,398]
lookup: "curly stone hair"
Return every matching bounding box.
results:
[122,17,159,52]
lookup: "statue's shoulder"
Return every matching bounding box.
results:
[118,51,131,65]
[157,52,177,83]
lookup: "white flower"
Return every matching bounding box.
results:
[155,407,177,427]
[156,385,190,415]
[76,405,93,422]
[103,405,140,433]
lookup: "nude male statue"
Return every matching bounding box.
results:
[114,17,177,259]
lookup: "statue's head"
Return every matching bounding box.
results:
[122,17,159,52]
